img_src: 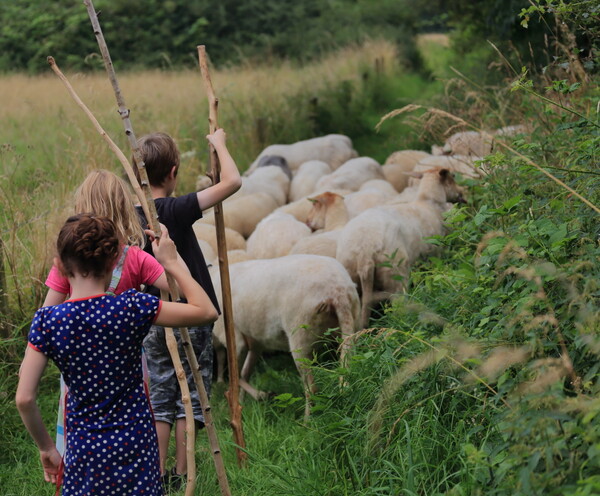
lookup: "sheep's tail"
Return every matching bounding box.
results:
[358,260,375,329]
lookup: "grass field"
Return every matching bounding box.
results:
[1,33,599,496]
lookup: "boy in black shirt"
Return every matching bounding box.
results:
[135,129,241,489]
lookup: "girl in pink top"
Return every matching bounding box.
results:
[41,169,179,460]
[43,169,171,305]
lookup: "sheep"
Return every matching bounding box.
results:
[210,255,360,418]
[290,231,339,258]
[381,150,431,193]
[359,179,398,196]
[273,197,314,224]
[197,239,216,266]
[442,131,494,157]
[226,249,252,265]
[314,156,385,193]
[384,150,430,168]
[196,174,213,191]
[291,192,348,258]
[254,154,293,180]
[289,160,332,202]
[246,212,312,259]
[306,192,349,232]
[274,187,352,224]
[193,221,247,254]
[229,165,290,206]
[197,192,279,238]
[246,134,358,175]
[410,155,483,185]
[336,168,465,327]
[495,124,528,137]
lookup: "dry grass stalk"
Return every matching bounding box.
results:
[474,346,530,382]
[516,357,569,396]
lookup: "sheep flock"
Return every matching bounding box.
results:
[195,128,524,415]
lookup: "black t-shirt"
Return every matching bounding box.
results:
[137,192,220,314]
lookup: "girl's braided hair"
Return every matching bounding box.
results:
[57,214,120,279]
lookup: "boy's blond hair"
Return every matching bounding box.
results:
[74,169,145,247]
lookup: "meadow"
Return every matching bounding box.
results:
[1,33,599,496]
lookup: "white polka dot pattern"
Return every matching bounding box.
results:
[28,290,164,495]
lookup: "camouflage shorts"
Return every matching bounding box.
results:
[143,324,213,425]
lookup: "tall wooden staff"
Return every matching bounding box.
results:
[81,2,232,494]
[197,46,247,466]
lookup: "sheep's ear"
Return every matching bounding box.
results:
[403,171,423,179]
[438,168,451,181]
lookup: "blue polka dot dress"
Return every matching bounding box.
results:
[28,289,164,496]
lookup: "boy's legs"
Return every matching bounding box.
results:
[143,326,178,475]
[173,324,214,475]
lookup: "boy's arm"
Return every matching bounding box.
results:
[16,347,62,483]
[196,128,242,211]
[151,230,218,327]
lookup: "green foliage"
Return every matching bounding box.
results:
[0,0,446,74]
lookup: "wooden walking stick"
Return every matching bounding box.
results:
[82,2,233,494]
[197,46,247,467]
[48,56,198,495]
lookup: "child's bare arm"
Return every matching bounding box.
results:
[197,128,242,210]
[151,230,218,327]
[43,288,67,307]
[16,348,62,483]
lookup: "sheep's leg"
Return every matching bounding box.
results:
[239,340,269,401]
[358,262,375,329]
[334,296,359,368]
[215,346,226,383]
[289,345,317,421]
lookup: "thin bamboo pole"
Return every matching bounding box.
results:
[197,45,247,467]
[82,3,232,494]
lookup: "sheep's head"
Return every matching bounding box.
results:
[306,192,344,231]
[437,168,466,204]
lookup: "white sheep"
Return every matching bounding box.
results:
[442,130,494,157]
[289,160,332,202]
[291,192,348,258]
[384,150,430,167]
[410,155,483,184]
[314,156,385,193]
[336,168,465,327]
[246,212,312,259]
[226,249,252,265]
[246,134,358,175]
[197,192,279,238]
[381,150,430,193]
[359,179,398,196]
[273,197,314,224]
[210,255,360,418]
[228,165,290,206]
[193,221,247,254]
[196,239,217,266]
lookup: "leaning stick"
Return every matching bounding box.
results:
[47,56,197,495]
[161,290,197,495]
[47,56,151,223]
[83,2,232,494]
[197,45,247,467]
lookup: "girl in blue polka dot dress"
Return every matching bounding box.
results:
[16,213,218,495]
